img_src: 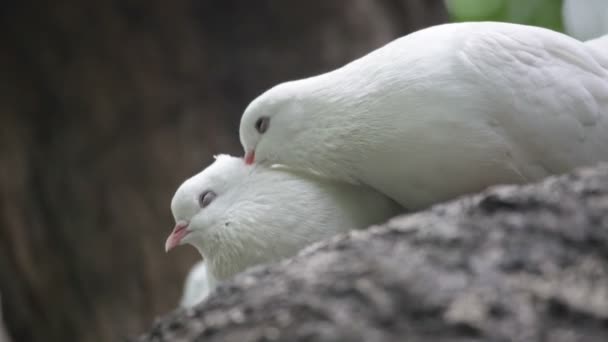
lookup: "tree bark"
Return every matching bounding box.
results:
[136,164,608,342]
[0,1,447,341]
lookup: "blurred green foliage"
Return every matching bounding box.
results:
[445,0,564,32]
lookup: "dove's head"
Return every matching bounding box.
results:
[164,153,339,280]
[239,80,316,167]
[165,155,249,258]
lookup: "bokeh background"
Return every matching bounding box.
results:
[0,0,601,341]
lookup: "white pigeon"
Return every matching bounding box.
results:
[165,154,401,287]
[179,260,211,308]
[239,21,608,210]
[563,0,608,41]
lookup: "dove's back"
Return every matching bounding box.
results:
[587,34,608,59]
[296,22,608,209]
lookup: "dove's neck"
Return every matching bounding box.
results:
[275,70,400,184]
[191,224,279,281]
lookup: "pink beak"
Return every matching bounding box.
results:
[244,150,255,165]
[165,220,190,252]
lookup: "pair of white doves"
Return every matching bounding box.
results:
[167,21,608,307]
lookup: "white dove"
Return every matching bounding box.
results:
[239,21,608,210]
[165,155,401,287]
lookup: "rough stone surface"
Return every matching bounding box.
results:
[136,164,608,342]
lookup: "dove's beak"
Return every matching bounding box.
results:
[165,220,190,252]
[244,150,255,165]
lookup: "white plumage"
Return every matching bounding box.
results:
[179,261,211,308]
[586,34,608,56]
[240,22,608,210]
[165,155,401,286]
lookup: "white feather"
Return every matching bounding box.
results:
[170,155,401,284]
[240,22,608,210]
[179,261,211,308]
[586,34,608,59]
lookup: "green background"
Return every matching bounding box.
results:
[445,0,564,32]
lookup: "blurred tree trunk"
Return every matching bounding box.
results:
[0,1,447,341]
[0,294,11,342]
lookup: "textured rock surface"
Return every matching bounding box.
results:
[136,164,608,342]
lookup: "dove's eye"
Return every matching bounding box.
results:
[255,116,269,134]
[199,190,217,208]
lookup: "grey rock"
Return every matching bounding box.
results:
[136,164,608,342]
